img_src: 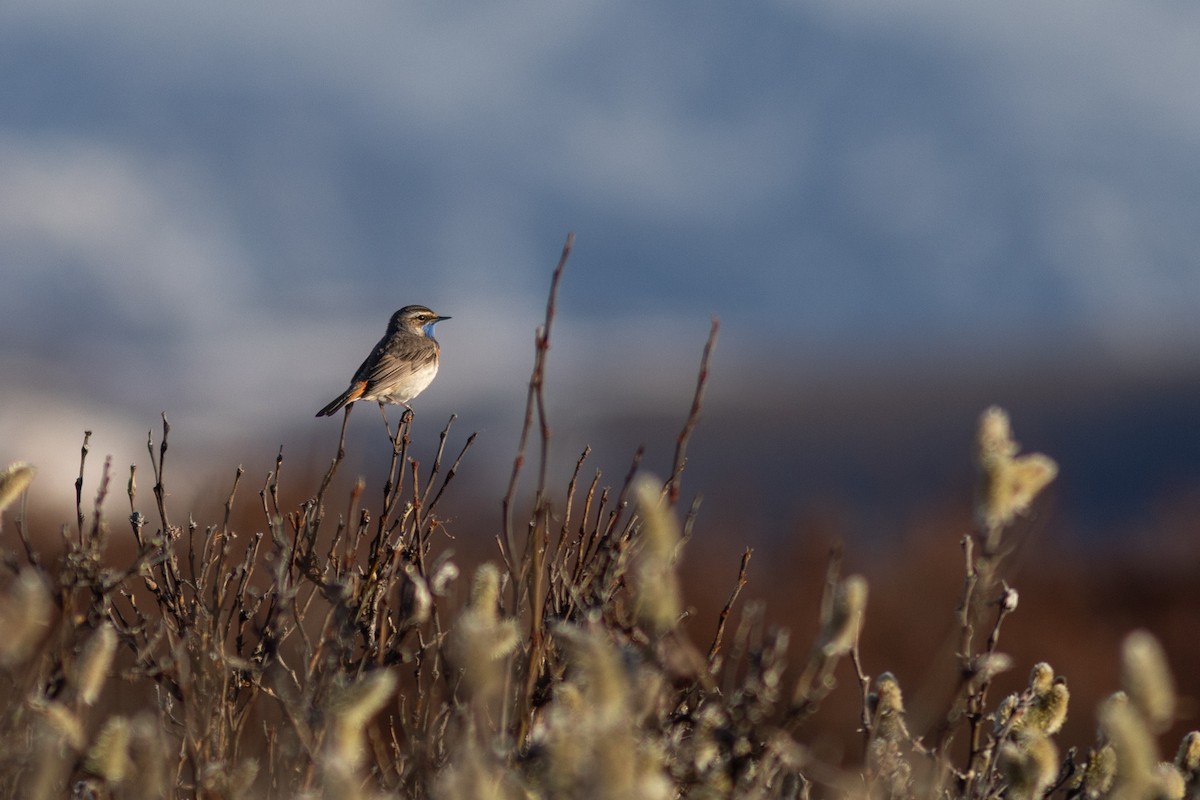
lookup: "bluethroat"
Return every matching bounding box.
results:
[316,305,450,418]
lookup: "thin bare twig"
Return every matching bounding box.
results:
[501,232,574,745]
[502,231,574,595]
[708,547,752,663]
[664,317,719,507]
[75,429,92,544]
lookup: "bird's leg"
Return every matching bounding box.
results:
[378,401,395,443]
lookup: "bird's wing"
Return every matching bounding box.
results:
[362,339,439,392]
[348,335,391,384]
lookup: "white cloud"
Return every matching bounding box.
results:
[0,135,252,329]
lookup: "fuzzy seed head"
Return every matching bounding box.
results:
[554,623,631,729]
[633,475,679,562]
[331,669,396,731]
[868,737,913,798]
[870,672,909,743]
[873,672,904,715]
[1079,744,1117,799]
[1029,662,1054,694]
[83,716,132,785]
[1122,629,1176,733]
[0,570,53,669]
[1102,693,1159,796]
[976,652,1014,684]
[975,407,1057,533]
[982,455,1058,533]
[429,560,459,596]
[1022,665,1069,736]
[977,407,1019,467]
[40,700,85,751]
[128,714,168,798]
[1176,731,1200,776]
[1154,762,1186,800]
[818,574,867,657]
[1001,586,1020,611]
[449,564,519,700]
[397,566,432,628]
[0,462,35,514]
[1041,679,1070,735]
[633,476,683,634]
[994,693,1021,734]
[328,670,397,770]
[75,624,118,706]
[469,563,502,616]
[998,731,1060,800]
[432,745,522,800]
[538,624,671,800]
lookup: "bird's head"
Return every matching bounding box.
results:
[391,305,451,337]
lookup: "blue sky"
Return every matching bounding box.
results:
[3,2,1200,527]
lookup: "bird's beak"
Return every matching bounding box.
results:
[437,315,452,322]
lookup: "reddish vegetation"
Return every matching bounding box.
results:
[680,503,1200,763]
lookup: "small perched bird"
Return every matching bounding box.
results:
[316,305,450,418]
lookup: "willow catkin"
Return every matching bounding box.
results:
[448,564,519,699]
[75,623,118,706]
[632,476,683,635]
[0,570,53,668]
[1121,629,1176,733]
[83,716,132,785]
[998,731,1059,800]
[975,407,1057,537]
[817,574,867,657]
[1101,693,1158,798]
[327,669,397,771]
[1020,662,1069,736]
[0,462,35,515]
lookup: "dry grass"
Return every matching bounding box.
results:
[0,235,1197,799]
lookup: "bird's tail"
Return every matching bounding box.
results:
[315,381,366,417]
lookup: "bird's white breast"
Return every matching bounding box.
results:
[370,360,440,405]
